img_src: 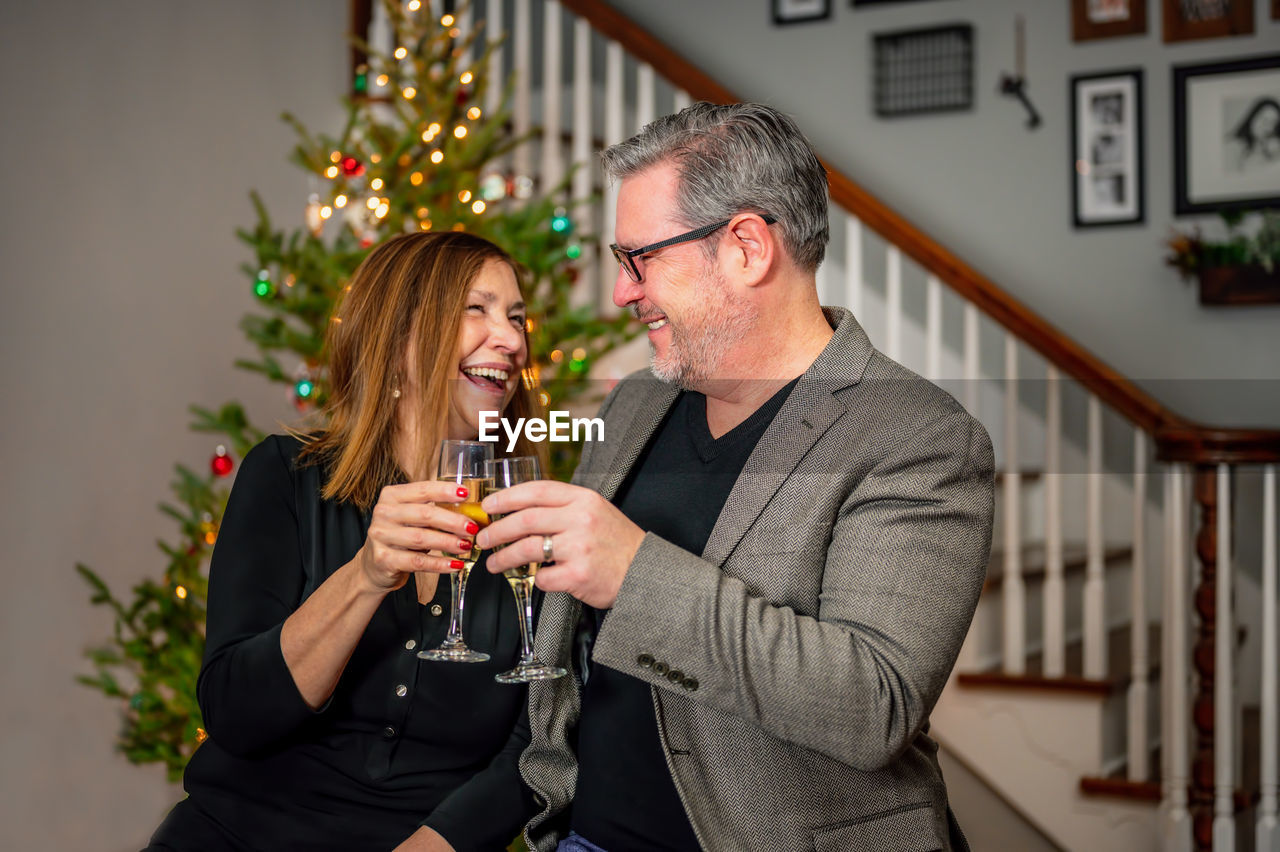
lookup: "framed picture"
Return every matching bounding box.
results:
[774,0,831,25]
[1162,0,1253,42]
[1071,69,1144,227]
[1071,0,1148,41]
[1174,54,1280,215]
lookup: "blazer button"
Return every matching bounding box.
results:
[637,653,654,668]
[653,661,669,676]
[382,725,396,738]
[683,676,699,691]
[667,669,684,683]
[430,604,444,616]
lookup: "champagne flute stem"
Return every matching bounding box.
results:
[511,577,536,664]
[446,566,469,641]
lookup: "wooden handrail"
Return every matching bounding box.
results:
[560,0,1280,463]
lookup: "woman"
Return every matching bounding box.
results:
[147,232,546,852]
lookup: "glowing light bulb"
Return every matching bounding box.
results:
[441,14,455,26]
[376,73,389,87]
[329,150,341,163]
[320,205,333,219]
[176,585,188,600]
[431,150,444,164]
[467,107,482,120]
[394,47,408,60]
[325,165,339,179]
[572,348,587,361]
[370,178,383,191]
[367,197,379,209]
[375,202,389,218]
[550,349,564,363]
[459,190,472,203]
[454,125,467,139]
[416,207,429,219]
[428,122,442,136]
[420,219,432,230]
[407,0,421,11]
[410,171,424,185]
[370,153,381,164]
[471,200,486,214]
[460,71,474,85]
[334,194,348,208]
[402,86,416,100]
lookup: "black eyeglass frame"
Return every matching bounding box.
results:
[610,213,778,283]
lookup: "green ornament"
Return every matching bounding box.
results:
[566,243,582,260]
[354,72,368,94]
[569,358,586,374]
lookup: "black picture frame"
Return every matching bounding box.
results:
[1071,69,1145,228]
[773,0,831,25]
[1173,54,1280,216]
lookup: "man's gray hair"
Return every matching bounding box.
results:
[600,102,829,273]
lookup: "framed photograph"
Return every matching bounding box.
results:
[1174,54,1280,215]
[1162,0,1253,42]
[1071,69,1144,227]
[774,0,831,25]
[1072,0,1148,41]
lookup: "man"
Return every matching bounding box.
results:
[479,102,994,852]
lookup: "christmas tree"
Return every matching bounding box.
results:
[76,0,635,782]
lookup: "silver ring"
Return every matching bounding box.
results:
[541,535,555,562]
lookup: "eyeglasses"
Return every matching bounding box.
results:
[610,213,778,283]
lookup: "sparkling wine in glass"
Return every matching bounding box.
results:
[418,439,493,663]
[484,456,567,683]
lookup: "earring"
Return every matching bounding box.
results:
[391,373,401,399]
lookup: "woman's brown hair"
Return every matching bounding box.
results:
[299,231,546,508]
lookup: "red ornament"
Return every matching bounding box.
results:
[456,88,471,105]
[340,156,365,177]
[211,445,234,477]
[566,268,580,284]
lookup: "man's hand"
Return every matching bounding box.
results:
[478,480,645,609]
[391,825,456,852]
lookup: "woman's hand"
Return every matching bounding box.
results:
[356,480,483,594]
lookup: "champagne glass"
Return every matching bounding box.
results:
[484,456,567,683]
[418,439,493,662]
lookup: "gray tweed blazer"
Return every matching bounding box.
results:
[519,307,994,851]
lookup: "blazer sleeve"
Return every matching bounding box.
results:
[196,436,321,756]
[590,408,995,772]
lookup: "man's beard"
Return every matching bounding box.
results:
[644,267,758,390]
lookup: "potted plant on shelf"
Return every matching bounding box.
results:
[1166,210,1280,305]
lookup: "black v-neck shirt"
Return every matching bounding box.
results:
[570,380,798,851]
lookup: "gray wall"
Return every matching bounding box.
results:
[0,2,346,849]
[607,0,1280,427]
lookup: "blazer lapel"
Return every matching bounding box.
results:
[594,379,679,502]
[701,307,874,568]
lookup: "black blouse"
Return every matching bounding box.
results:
[170,435,537,851]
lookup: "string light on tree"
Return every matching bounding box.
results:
[340,156,364,177]
[253,269,274,299]
[551,208,572,234]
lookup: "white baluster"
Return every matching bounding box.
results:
[925,275,941,382]
[456,2,473,69]
[1083,395,1106,679]
[1043,366,1065,678]
[570,15,593,309]
[886,246,902,363]
[674,89,692,112]
[636,62,655,131]
[1260,464,1279,852]
[600,40,624,308]
[512,0,532,180]
[1215,464,1236,850]
[844,218,862,319]
[540,0,563,192]
[963,304,979,418]
[1128,429,1149,780]
[1163,466,1192,852]
[1003,335,1024,674]
[485,0,505,120]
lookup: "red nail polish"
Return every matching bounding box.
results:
[450,559,464,570]
[456,486,468,498]
[459,539,472,551]
[465,521,480,535]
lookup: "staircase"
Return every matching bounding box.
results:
[358,2,1280,849]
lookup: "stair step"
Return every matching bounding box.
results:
[983,542,1133,592]
[957,623,1160,696]
[1080,706,1262,810]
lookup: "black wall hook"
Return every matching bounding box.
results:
[999,74,1042,129]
